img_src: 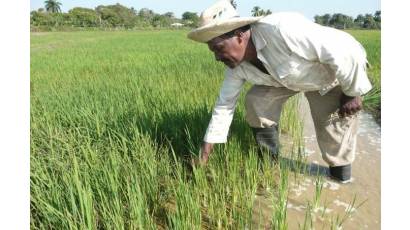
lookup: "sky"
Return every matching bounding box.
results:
[31,0,381,20]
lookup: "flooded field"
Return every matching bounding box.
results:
[250,97,381,229]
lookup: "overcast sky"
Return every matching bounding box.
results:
[30,0,381,20]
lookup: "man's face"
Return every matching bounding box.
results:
[207,35,245,68]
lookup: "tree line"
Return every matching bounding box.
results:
[31,1,200,31]
[31,1,380,31]
[250,6,381,30]
[314,11,381,29]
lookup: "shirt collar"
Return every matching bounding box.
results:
[250,25,267,51]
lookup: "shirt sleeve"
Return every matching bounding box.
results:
[203,68,245,143]
[276,13,372,96]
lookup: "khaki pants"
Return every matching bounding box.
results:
[245,85,358,167]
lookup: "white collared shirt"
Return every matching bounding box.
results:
[204,12,372,143]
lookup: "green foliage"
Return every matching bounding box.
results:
[68,7,99,27]
[95,4,137,28]
[251,6,272,16]
[44,0,62,13]
[30,10,68,27]
[182,12,199,27]
[363,14,380,29]
[31,3,185,31]
[374,11,381,23]
[314,13,331,26]
[329,13,354,29]
[315,11,381,29]
[32,3,381,31]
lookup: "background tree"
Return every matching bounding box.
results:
[182,11,199,27]
[374,11,381,29]
[322,14,331,26]
[251,6,262,16]
[363,13,379,29]
[30,2,382,31]
[130,7,137,15]
[163,12,175,19]
[138,8,155,21]
[314,13,331,26]
[95,4,137,28]
[251,6,271,16]
[152,12,179,28]
[31,8,68,27]
[31,10,51,26]
[374,11,381,22]
[314,15,324,25]
[44,0,62,13]
[230,0,237,9]
[329,13,354,29]
[68,7,99,27]
[354,14,365,28]
[314,12,380,29]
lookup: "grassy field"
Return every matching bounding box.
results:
[30,30,380,229]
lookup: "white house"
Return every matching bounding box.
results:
[171,23,184,27]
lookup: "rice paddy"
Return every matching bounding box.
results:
[30,29,380,229]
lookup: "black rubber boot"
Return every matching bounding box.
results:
[329,164,352,183]
[252,126,280,161]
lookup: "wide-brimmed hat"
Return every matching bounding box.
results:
[187,0,263,43]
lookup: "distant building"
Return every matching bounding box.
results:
[171,23,184,27]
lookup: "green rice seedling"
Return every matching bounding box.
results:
[271,160,290,230]
[312,173,324,210]
[320,199,330,219]
[167,181,202,230]
[300,201,313,230]
[330,195,367,229]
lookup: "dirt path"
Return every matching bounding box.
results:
[252,96,381,229]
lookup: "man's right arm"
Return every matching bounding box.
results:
[200,69,245,164]
[199,142,214,165]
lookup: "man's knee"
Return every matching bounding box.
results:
[245,86,289,128]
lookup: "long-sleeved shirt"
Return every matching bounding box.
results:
[204,12,372,143]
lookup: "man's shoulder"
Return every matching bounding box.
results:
[224,65,246,78]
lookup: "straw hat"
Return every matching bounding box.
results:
[187,0,263,43]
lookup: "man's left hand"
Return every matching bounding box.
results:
[339,94,362,117]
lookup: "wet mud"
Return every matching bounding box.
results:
[251,97,381,229]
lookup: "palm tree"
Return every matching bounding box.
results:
[44,0,62,13]
[251,6,262,17]
[230,0,237,9]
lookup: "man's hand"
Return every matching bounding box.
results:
[192,142,214,167]
[339,94,362,117]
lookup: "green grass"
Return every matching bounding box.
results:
[346,30,381,121]
[30,30,380,229]
[30,30,303,229]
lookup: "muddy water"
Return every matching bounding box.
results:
[252,97,381,229]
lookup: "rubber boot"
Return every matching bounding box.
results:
[252,126,280,161]
[329,164,352,183]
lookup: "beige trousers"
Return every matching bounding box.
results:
[245,85,358,167]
